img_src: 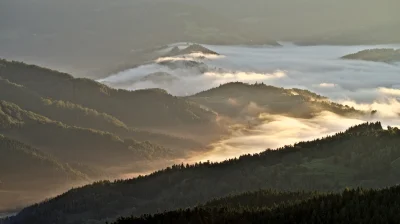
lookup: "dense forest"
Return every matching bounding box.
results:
[113,186,400,224]
[6,122,400,224]
[342,48,400,63]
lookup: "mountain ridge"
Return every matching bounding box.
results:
[0,59,221,139]
[7,122,400,224]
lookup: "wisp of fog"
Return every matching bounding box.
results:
[100,43,400,163]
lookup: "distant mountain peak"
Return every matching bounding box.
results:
[163,44,219,57]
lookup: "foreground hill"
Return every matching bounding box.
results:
[188,82,362,120]
[0,135,86,211]
[114,186,400,224]
[7,122,400,224]
[341,48,400,63]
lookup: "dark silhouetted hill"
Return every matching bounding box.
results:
[7,122,400,224]
[113,186,400,224]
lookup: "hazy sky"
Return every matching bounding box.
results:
[1,0,399,77]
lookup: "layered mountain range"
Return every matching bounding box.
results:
[0,43,397,223]
[0,54,369,213]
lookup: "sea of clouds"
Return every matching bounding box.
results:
[100,43,400,162]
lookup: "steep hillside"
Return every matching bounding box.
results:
[0,59,221,139]
[114,186,400,224]
[0,135,86,211]
[0,100,172,169]
[8,122,400,224]
[0,77,203,151]
[342,48,400,63]
[0,77,128,133]
[188,82,362,119]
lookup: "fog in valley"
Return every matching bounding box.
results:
[101,43,400,166]
[1,0,400,222]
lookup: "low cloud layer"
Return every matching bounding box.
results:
[185,110,400,163]
[101,43,400,163]
[100,43,400,101]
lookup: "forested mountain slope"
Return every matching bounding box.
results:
[188,82,362,119]
[0,59,214,213]
[0,77,202,151]
[0,59,220,139]
[0,100,171,168]
[0,77,128,134]
[0,135,86,211]
[114,186,400,224]
[8,122,400,224]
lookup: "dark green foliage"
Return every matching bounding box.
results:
[342,48,400,63]
[203,189,315,210]
[113,186,400,224]
[8,122,400,224]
